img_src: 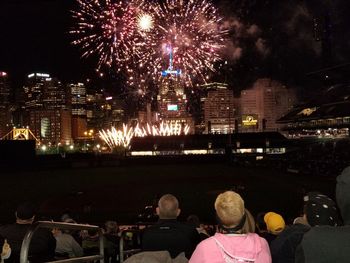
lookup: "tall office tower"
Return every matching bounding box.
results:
[69,83,86,117]
[86,90,125,130]
[201,82,236,134]
[24,73,66,110]
[24,73,71,144]
[86,90,104,129]
[0,72,12,137]
[43,80,66,110]
[239,78,297,132]
[29,109,72,144]
[156,45,194,132]
[102,96,125,128]
[68,83,87,139]
[24,73,65,109]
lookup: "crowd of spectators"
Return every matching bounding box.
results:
[1,166,350,262]
[233,138,350,178]
[283,139,350,177]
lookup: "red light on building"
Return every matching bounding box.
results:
[0,72,7,77]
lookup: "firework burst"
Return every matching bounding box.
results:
[70,0,144,69]
[137,13,154,32]
[71,0,226,87]
[99,124,133,149]
[139,0,227,85]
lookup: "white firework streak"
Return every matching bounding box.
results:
[99,122,191,150]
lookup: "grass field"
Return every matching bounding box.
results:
[0,162,336,225]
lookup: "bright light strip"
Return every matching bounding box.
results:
[28,73,50,78]
[130,151,154,156]
[184,150,208,155]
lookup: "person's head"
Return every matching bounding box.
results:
[16,202,36,224]
[336,166,350,225]
[52,228,62,237]
[303,192,339,227]
[105,220,119,234]
[264,212,285,235]
[215,191,245,230]
[63,218,77,224]
[187,214,200,228]
[255,212,268,233]
[156,194,180,219]
[61,213,72,222]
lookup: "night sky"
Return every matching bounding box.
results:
[0,0,350,95]
[0,0,93,85]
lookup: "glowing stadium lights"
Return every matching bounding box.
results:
[27,73,50,78]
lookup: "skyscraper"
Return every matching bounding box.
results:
[201,82,236,134]
[69,83,86,117]
[29,109,71,145]
[156,45,194,132]
[0,72,12,137]
[23,73,71,144]
[68,83,87,139]
[239,78,297,131]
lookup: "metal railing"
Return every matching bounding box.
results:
[119,229,142,263]
[20,221,104,263]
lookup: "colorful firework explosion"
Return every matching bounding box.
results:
[70,0,145,69]
[71,0,226,87]
[141,0,227,85]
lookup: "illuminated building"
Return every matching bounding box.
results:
[23,73,71,144]
[86,88,125,130]
[69,83,86,117]
[71,116,87,139]
[68,83,87,139]
[0,72,12,137]
[138,103,157,125]
[86,90,104,129]
[24,73,66,109]
[239,78,296,132]
[201,83,236,134]
[157,45,194,133]
[0,72,10,106]
[29,109,72,144]
[102,96,125,128]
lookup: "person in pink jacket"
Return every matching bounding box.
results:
[189,191,271,263]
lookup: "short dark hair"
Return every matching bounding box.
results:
[256,212,267,231]
[16,202,36,220]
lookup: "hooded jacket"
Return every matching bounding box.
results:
[336,166,350,225]
[189,232,271,263]
[295,166,350,263]
[124,251,188,263]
